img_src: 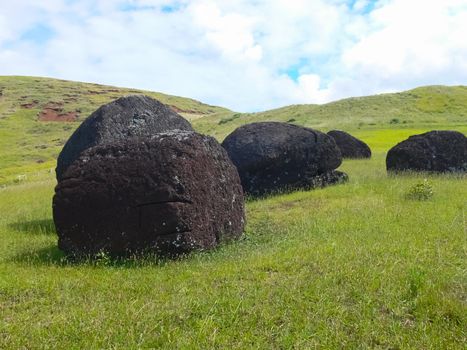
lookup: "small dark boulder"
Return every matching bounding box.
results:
[221,122,346,196]
[386,130,467,172]
[56,95,193,180]
[308,170,349,188]
[327,130,371,158]
[53,131,245,257]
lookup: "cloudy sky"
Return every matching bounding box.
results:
[1,0,467,111]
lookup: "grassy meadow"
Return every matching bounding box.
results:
[0,77,466,348]
[1,127,466,349]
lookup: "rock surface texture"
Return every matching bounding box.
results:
[56,95,193,180]
[221,122,347,196]
[386,130,467,172]
[53,131,245,257]
[327,130,371,158]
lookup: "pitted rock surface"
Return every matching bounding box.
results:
[221,122,346,196]
[53,131,245,257]
[327,130,371,158]
[386,130,467,173]
[56,95,193,180]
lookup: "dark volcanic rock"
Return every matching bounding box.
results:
[221,122,346,196]
[56,95,193,180]
[308,170,349,188]
[386,130,467,172]
[53,131,245,257]
[327,130,371,158]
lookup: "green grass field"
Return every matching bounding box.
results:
[0,77,466,348]
[1,129,466,349]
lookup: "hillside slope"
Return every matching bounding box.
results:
[193,85,467,139]
[0,76,229,120]
[0,76,466,184]
[0,76,231,182]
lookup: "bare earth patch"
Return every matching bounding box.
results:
[39,109,78,122]
[38,102,78,122]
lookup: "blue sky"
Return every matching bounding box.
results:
[1,0,467,111]
[21,24,55,44]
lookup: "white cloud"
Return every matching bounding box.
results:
[341,0,467,92]
[295,74,332,104]
[1,0,467,111]
[190,1,262,62]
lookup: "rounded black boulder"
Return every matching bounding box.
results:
[327,130,371,158]
[386,130,467,172]
[53,131,245,257]
[56,95,193,181]
[221,122,347,196]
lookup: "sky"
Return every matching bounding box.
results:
[1,0,467,112]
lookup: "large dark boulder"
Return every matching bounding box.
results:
[386,130,467,172]
[56,95,193,180]
[327,130,371,158]
[53,131,245,257]
[221,122,347,196]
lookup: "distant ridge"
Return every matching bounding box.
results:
[192,85,467,139]
[0,76,230,122]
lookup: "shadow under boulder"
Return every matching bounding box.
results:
[327,130,371,159]
[53,131,245,257]
[56,95,193,181]
[386,130,467,173]
[221,122,348,196]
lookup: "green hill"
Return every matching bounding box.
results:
[0,76,466,184]
[0,76,231,183]
[193,85,467,139]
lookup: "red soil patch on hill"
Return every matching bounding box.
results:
[38,102,78,122]
[39,109,78,122]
